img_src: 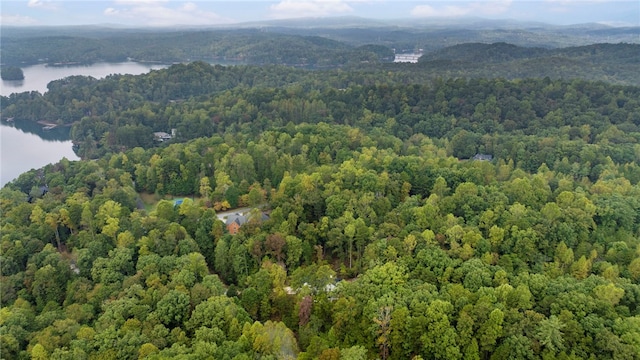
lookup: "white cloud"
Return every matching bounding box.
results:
[104,7,121,16]
[113,0,169,4]
[181,2,197,12]
[27,0,57,10]
[543,0,631,14]
[269,0,355,19]
[104,1,232,26]
[411,4,470,17]
[545,0,620,3]
[412,0,512,18]
[0,14,39,26]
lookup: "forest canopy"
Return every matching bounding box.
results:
[1,34,640,359]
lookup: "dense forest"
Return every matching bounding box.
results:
[2,29,640,359]
[2,57,640,161]
[0,29,393,68]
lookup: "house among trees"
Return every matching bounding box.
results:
[225,214,247,235]
[153,128,177,142]
[38,185,49,196]
[473,153,493,161]
[225,210,270,234]
[153,132,172,142]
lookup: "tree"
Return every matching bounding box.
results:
[477,308,503,354]
[266,233,286,262]
[247,183,265,207]
[570,255,591,280]
[285,235,303,268]
[340,345,367,360]
[154,290,191,328]
[450,130,479,159]
[30,343,48,360]
[244,321,299,359]
[97,200,122,242]
[44,210,62,249]
[32,263,67,308]
[593,283,624,307]
[290,264,336,294]
[420,300,461,359]
[299,295,313,327]
[138,343,159,358]
[187,296,251,341]
[554,242,574,273]
[214,237,231,281]
[432,176,450,198]
[629,257,640,281]
[229,153,257,184]
[535,315,565,354]
[199,176,212,202]
[374,306,393,360]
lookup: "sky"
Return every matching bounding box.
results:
[1,0,639,27]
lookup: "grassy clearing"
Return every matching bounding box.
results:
[139,192,160,212]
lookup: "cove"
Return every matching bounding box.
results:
[1,121,80,187]
[1,61,167,96]
[1,61,168,186]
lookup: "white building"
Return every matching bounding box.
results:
[394,53,422,63]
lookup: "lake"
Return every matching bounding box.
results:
[0,61,168,187]
[1,121,79,187]
[0,61,167,96]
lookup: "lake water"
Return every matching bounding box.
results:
[0,61,168,187]
[1,61,167,96]
[1,121,79,186]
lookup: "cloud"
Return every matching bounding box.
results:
[104,1,232,26]
[545,0,620,3]
[0,14,39,26]
[412,0,512,18]
[104,7,121,16]
[411,4,471,18]
[269,0,355,19]
[543,0,635,15]
[113,0,169,4]
[27,0,57,10]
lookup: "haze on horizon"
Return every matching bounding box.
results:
[1,0,638,28]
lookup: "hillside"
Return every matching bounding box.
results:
[416,43,640,85]
[0,30,389,68]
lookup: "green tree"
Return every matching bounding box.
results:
[154,290,191,327]
[420,300,461,359]
[535,315,565,354]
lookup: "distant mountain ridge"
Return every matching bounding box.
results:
[1,21,638,83]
